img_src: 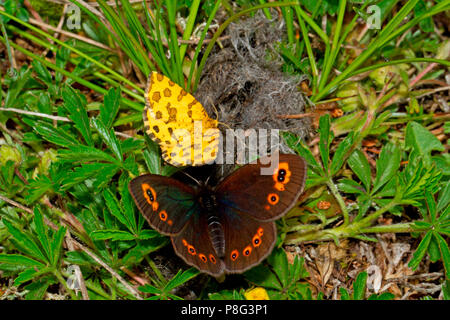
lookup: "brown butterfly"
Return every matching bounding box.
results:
[129,154,307,276]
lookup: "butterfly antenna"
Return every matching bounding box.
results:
[181,171,202,186]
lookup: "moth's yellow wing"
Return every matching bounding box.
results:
[143,72,220,166]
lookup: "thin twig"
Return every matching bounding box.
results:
[75,242,143,300]
[0,107,71,122]
[27,17,113,52]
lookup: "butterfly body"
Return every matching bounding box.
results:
[129,154,307,276]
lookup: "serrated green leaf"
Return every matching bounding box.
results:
[3,219,46,262]
[372,143,401,194]
[138,284,162,294]
[409,231,433,270]
[121,237,168,266]
[33,207,51,262]
[14,268,40,286]
[437,183,450,215]
[59,145,121,166]
[244,264,282,290]
[405,122,444,167]
[0,254,45,268]
[352,271,367,300]
[330,132,354,175]
[348,150,371,192]
[102,189,131,230]
[318,114,332,173]
[50,226,66,266]
[62,85,93,146]
[337,178,365,194]
[92,117,122,161]
[165,268,200,292]
[33,121,78,148]
[24,277,54,300]
[433,231,450,278]
[90,229,136,241]
[99,87,121,129]
[282,132,322,174]
[268,249,289,288]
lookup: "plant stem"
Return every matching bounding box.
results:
[327,177,350,226]
[54,269,78,300]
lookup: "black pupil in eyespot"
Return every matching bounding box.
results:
[254,239,259,244]
[232,254,236,258]
[245,250,249,255]
[146,190,154,201]
[271,196,276,201]
[279,169,286,175]
[190,248,194,253]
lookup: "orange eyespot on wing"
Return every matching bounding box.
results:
[141,183,159,211]
[243,246,252,256]
[230,250,239,261]
[267,193,279,205]
[143,72,220,166]
[273,162,292,191]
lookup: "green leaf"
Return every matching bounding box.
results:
[282,132,322,174]
[33,121,78,148]
[59,145,121,166]
[372,143,401,194]
[32,60,53,85]
[409,231,433,270]
[244,264,282,291]
[14,268,40,286]
[0,254,45,268]
[3,219,47,262]
[339,287,350,300]
[139,284,162,295]
[137,230,159,240]
[102,189,133,231]
[24,277,53,300]
[165,268,200,292]
[33,207,51,262]
[90,229,136,241]
[318,114,332,173]
[337,178,365,194]
[437,182,450,215]
[414,0,434,32]
[91,117,122,161]
[352,271,367,300]
[121,237,169,266]
[348,150,371,192]
[50,226,66,266]
[433,231,450,278]
[405,121,444,166]
[267,249,289,288]
[62,85,93,146]
[330,132,354,175]
[99,87,121,129]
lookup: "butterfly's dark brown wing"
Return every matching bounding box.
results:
[217,206,276,274]
[128,174,197,235]
[171,213,226,277]
[215,154,307,221]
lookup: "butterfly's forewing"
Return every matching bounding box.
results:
[215,154,307,221]
[128,174,197,235]
[218,207,277,274]
[171,214,226,276]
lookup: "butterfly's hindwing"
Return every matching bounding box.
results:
[171,213,226,276]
